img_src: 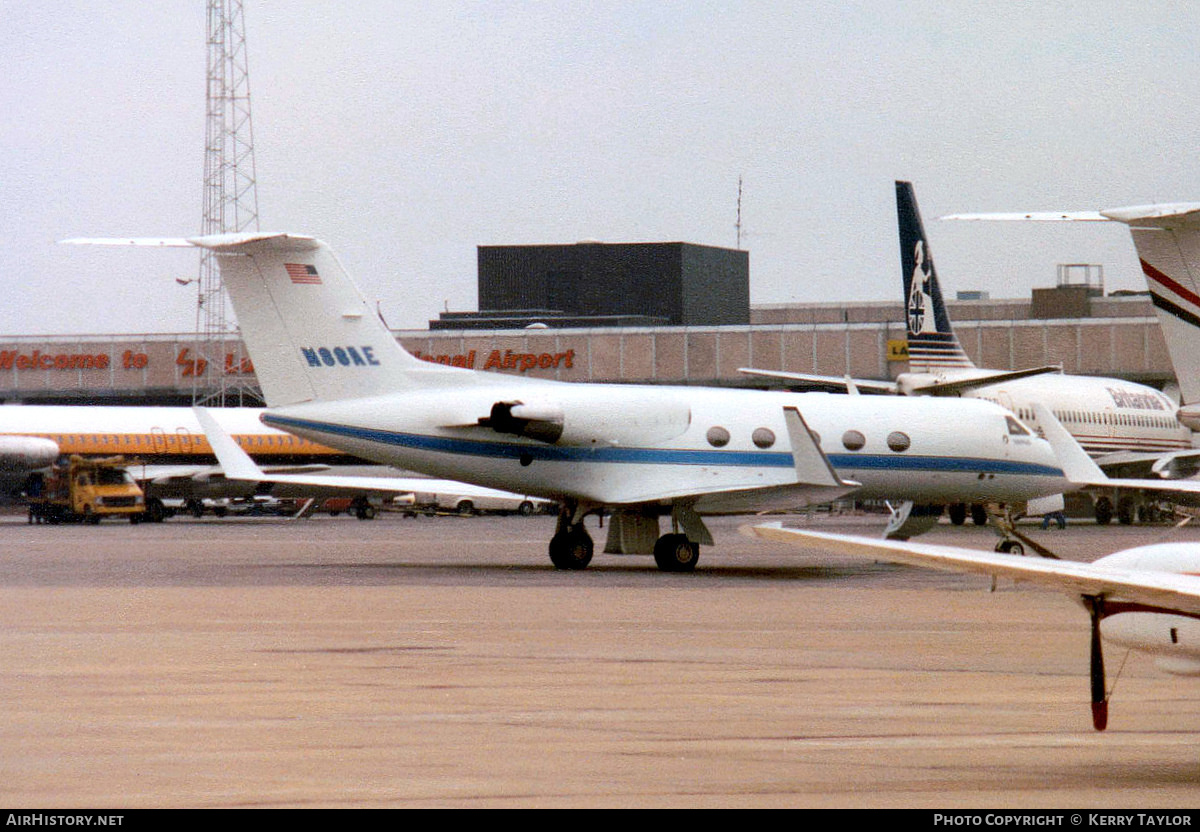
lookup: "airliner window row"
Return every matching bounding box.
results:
[998,403,1179,430]
[1046,410,1178,429]
[36,433,324,450]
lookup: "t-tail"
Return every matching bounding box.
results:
[1100,204,1200,409]
[896,181,974,373]
[942,201,1200,411]
[64,232,474,407]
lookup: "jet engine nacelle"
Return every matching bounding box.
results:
[481,395,691,446]
[1150,450,1200,480]
[1176,404,1200,431]
[1092,543,1200,674]
[0,436,60,472]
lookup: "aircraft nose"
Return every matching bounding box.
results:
[0,437,61,471]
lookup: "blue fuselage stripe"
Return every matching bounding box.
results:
[264,414,1065,478]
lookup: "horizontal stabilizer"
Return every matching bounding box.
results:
[62,232,319,250]
[942,204,1200,227]
[941,212,1109,222]
[739,368,898,394]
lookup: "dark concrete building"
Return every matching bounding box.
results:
[460,241,749,328]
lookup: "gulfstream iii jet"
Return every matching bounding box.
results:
[67,233,1077,571]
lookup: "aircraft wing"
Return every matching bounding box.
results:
[1094,448,1200,480]
[911,365,1063,395]
[737,368,898,394]
[745,523,1200,616]
[192,407,539,502]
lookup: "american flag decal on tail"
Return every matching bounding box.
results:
[285,263,322,285]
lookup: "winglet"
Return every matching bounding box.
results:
[783,406,851,488]
[192,406,265,481]
[1032,402,1106,485]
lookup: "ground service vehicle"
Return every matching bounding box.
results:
[27,456,144,524]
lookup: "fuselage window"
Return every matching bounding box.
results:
[751,427,776,449]
[842,430,866,451]
[706,426,731,448]
[886,431,911,452]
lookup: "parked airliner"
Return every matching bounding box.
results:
[0,405,443,521]
[742,182,1194,526]
[750,520,1200,731]
[943,200,1200,437]
[67,232,1082,571]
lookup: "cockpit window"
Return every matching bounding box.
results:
[1006,416,1030,436]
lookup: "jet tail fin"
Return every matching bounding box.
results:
[66,233,471,407]
[941,202,1200,405]
[1096,205,1200,407]
[896,181,974,373]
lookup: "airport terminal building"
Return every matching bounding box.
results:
[0,242,1175,405]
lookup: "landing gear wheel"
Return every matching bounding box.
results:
[144,498,166,524]
[653,533,699,573]
[970,504,988,526]
[1117,496,1136,526]
[995,539,1024,555]
[948,503,967,526]
[549,527,593,570]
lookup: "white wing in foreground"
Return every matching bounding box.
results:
[746,523,1200,618]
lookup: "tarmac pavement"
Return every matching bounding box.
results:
[2,512,1199,808]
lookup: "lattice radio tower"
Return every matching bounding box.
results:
[194,0,260,406]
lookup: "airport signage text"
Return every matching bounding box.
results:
[411,348,576,373]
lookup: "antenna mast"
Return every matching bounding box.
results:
[735,175,743,250]
[195,0,261,406]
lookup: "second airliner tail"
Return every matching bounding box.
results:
[896,181,975,373]
[1100,204,1200,407]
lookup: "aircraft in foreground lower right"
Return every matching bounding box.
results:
[748,520,1200,731]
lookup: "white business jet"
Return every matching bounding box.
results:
[66,232,1078,571]
[749,520,1200,731]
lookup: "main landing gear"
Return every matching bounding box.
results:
[652,533,699,573]
[548,502,594,570]
[547,501,704,572]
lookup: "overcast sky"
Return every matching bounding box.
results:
[4,1,1199,336]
